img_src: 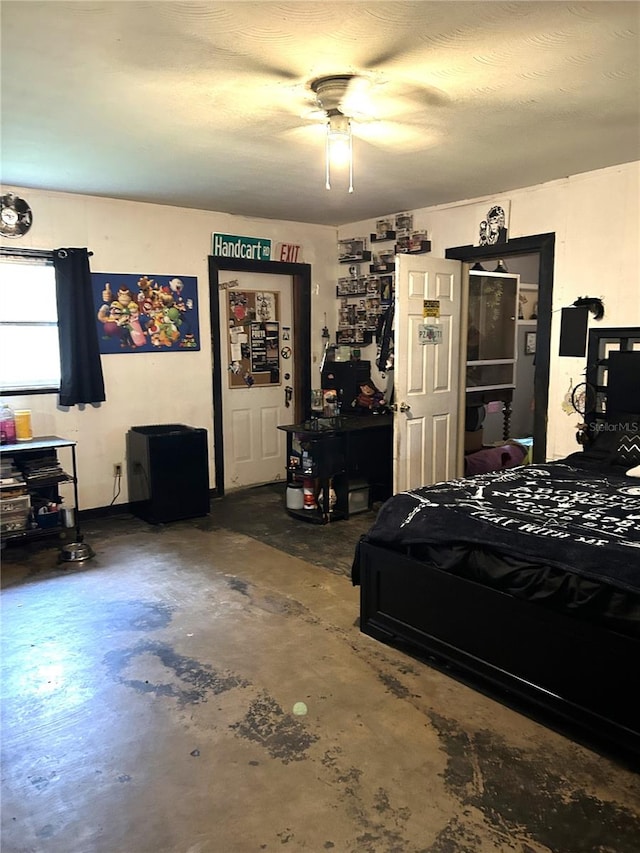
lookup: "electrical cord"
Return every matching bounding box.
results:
[110,470,122,506]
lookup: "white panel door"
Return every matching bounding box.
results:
[393,255,462,493]
[220,272,292,491]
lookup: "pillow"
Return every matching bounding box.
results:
[464,444,526,476]
[627,464,640,478]
[610,418,640,467]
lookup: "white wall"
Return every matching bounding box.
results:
[1,187,337,509]
[4,162,638,511]
[339,161,640,460]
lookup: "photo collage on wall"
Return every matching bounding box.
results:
[92,272,200,353]
[227,289,281,388]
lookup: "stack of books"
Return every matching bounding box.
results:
[0,457,27,497]
[19,453,66,485]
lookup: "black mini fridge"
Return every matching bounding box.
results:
[127,424,210,523]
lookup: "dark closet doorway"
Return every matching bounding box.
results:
[446,233,555,463]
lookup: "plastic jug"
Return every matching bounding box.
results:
[0,402,16,445]
[286,482,304,511]
[14,409,33,441]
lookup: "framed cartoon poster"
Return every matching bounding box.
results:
[93,272,200,353]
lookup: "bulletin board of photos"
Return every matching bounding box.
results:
[227,289,282,388]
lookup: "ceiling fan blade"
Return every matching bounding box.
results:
[352,120,439,153]
[376,79,448,116]
[301,107,328,123]
[339,76,376,119]
[336,76,448,125]
[233,56,300,82]
[280,124,327,145]
[115,3,300,80]
[379,77,450,109]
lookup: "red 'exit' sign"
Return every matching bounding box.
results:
[276,243,302,263]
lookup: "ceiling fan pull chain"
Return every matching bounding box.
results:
[348,130,354,193]
[325,127,332,190]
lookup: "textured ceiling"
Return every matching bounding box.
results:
[1,1,639,227]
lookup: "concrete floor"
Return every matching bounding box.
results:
[2,487,640,853]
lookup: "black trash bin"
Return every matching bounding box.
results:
[127,424,210,523]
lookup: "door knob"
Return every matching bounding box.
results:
[399,402,411,413]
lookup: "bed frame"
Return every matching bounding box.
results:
[585,326,640,431]
[358,327,640,764]
[358,541,640,763]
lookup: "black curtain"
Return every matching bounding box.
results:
[53,248,106,406]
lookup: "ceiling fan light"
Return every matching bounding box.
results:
[328,117,351,166]
[325,113,353,192]
[329,135,351,167]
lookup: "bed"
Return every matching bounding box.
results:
[352,327,640,764]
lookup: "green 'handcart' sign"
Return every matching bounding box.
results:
[212,233,271,261]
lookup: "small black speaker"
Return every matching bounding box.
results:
[559,307,589,357]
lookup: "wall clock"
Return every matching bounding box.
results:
[0,193,33,237]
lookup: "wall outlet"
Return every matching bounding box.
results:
[113,463,122,478]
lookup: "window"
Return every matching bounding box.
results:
[0,255,60,393]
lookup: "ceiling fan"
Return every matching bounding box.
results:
[300,73,436,152]
[108,4,446,154]
[292,72,439,191]
[309,75,358,191]
[310,74,367,118]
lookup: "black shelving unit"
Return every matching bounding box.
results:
[278,415,393,524]
[369,262,395,273]
[394,240,431,255]
[339,251,372,264]
[278,424,345,524]
[0,435,81,544]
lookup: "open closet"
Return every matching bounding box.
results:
[466,254,539,452]
[447,233,554,465]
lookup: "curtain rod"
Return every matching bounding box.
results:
[0,247,94,259]
[0,246,53,260]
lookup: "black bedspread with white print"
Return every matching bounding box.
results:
[360,464,640,594]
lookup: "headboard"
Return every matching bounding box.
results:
[584,327,640,434]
